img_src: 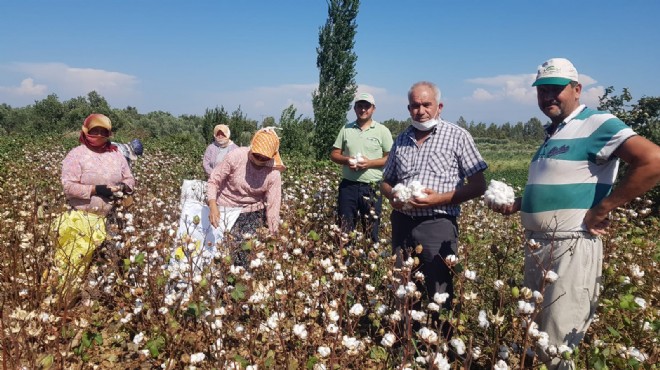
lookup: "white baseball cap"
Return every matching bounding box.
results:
[355,92,375,105]
[532,58,579,86]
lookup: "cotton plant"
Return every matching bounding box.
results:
[484,179,515,207]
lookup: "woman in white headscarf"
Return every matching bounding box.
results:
[203,124,238,177]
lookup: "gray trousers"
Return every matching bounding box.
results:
[391,211,458,311]
[524,231,603,370]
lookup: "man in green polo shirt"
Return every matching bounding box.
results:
[330,92,394,243]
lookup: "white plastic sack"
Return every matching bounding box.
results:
[169,180,242,278]
[166,180,242,305]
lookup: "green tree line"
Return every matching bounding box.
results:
[1,88,657,158]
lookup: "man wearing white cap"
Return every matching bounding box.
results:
[489,58,660,369]
[330,92,393,243]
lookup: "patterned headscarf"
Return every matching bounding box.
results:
[79,114,118,153]
[213,124,231,138]
[250,128,285,171]
[213,124,232,147]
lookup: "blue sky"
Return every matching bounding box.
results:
[1,1,658,125]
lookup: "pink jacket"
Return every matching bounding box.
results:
[207,147,282,233]
[61,145,136,216]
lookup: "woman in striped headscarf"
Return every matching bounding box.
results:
[207,128,284,264]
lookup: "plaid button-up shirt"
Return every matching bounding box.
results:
[382,120,487,217]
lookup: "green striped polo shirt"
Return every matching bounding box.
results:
[521,105,636,232]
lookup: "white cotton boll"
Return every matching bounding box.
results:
[493,360,509,370]
[433,292,449,305]
[293,324,308,339]
[393,184,411,203]
[418,327,438,344]
[478,310,490,328]
[326,323,339,334]
[349,303,364,316]
[484,180,515,207]
[634,297,647,309]
[133,332,144,345]
[342,335,360,350]
[410,310,426,321]
[409,180,427,199]
[450,338,466,355]
[348,158,357,166]
[190,352,206,364]
[355,152,365,163]
[381,332,396,347]
[318,346,331,358]
[544,270,559,283]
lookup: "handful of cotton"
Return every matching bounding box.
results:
[348,152,366,166]
[393,180,427,205]
[484,180,515,207]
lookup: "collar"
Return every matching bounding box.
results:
[350,120,376,130]
[544,104,586,137]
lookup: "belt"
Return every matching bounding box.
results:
[395,210,456,222]
[341,179,381,186]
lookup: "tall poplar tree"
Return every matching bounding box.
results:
[311,0,359,160]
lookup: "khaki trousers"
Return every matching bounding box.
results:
[524,231,603,370]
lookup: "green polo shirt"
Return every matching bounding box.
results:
[332,120,393,183]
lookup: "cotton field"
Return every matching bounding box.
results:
[1,138,658,369]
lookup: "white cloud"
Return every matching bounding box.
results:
[465,73,602,106]
[0,62,139,106]
[0,78,47,96]
[471,88,496,101]
[581,85,605,107]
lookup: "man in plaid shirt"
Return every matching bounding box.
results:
[381,81,488,322]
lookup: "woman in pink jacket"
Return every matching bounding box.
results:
[61,114,136,216]
[55,114,136,280]
[207,128,284,265]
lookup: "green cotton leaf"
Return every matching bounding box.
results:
[39,354,54,369]
[606,326,621,337]
[186,303,200,318]
[81,332,92,348]
[93,333,103,345]
[369,346,388,361]
[305,355,319,369]
[265,350,276,369]
[123,258,131,271]
[146,336,165,357]
[234,354,249,368]
[134,253,145,266]
[594,359,608,370]
[308,230,320,241]
[231,283,247,301]
[465,234,475,244]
